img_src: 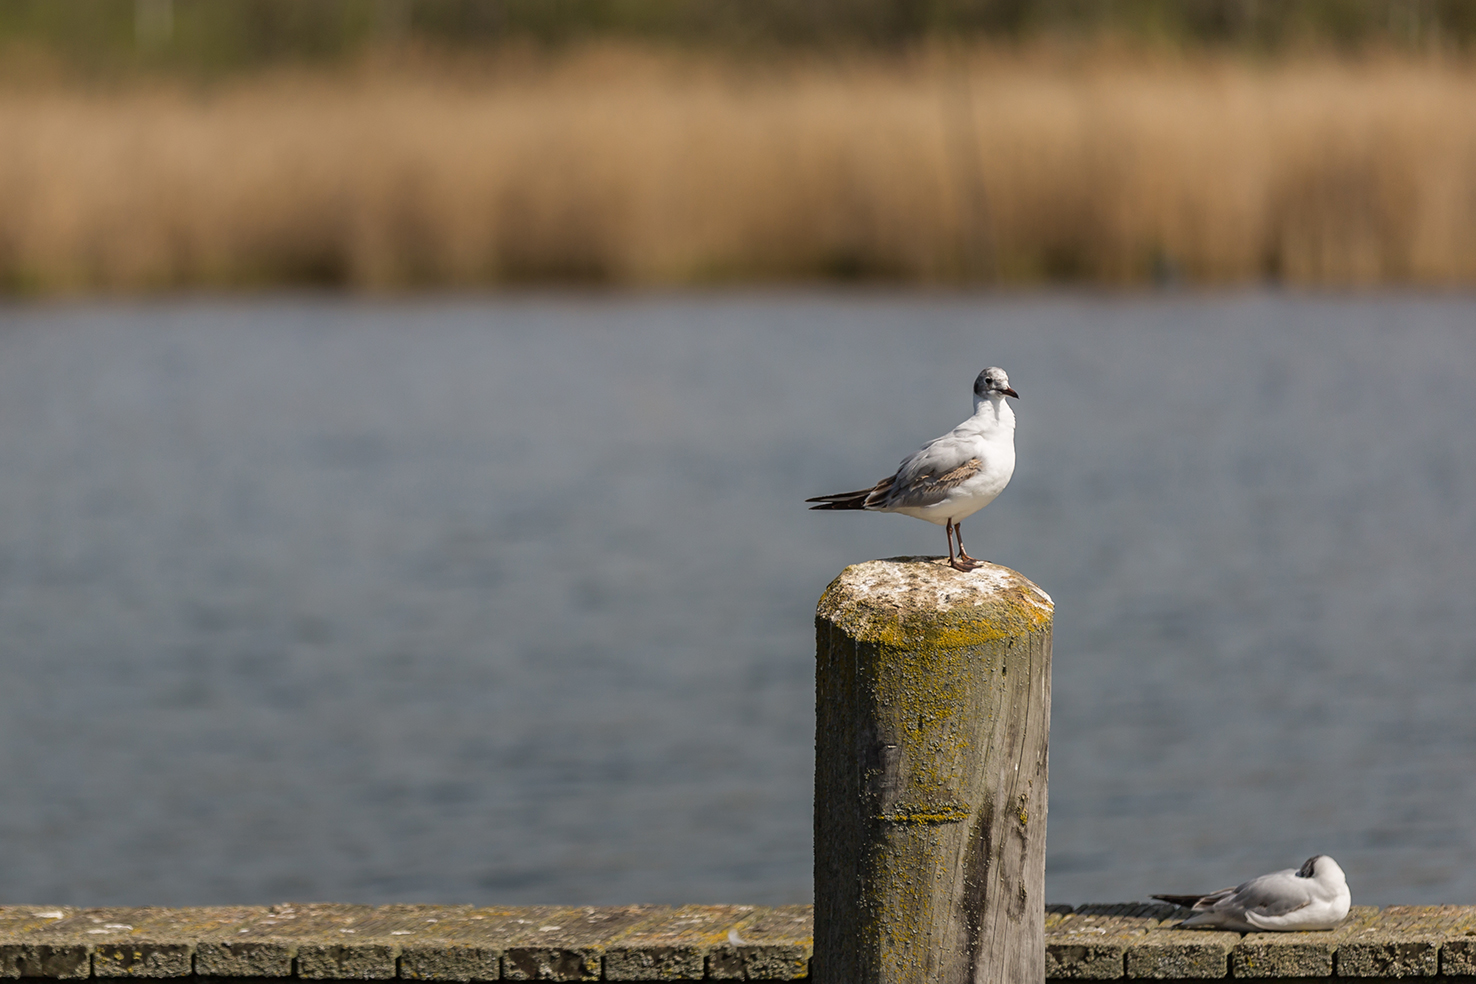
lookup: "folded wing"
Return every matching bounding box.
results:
[878,441,983,510]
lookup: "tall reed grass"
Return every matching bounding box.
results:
[3,45,1476,291]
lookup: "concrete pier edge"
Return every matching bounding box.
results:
[3,903,1476,981]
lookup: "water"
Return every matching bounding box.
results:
[0,291,1472,908]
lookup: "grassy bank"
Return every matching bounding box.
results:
[4,45,1476,292]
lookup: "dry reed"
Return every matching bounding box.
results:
[3,45,1476,291]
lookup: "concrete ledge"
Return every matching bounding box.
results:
[1125,930,1239,979]
[92,943,195,979]
[1233,934,1338,978]
[0,944,93,979]
[6,904,1476,980]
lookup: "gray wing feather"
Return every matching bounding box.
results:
[878,437,983,510]
[1218,870,1313,917]
[1191,888,1238,909]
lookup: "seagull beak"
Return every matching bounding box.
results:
[1003,387,1019,399]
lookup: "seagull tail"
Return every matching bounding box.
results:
[805,489,873,510]
[1151,894,1207,909]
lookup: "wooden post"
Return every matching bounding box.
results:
[814,557,1054,984]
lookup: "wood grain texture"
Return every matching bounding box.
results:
[814,557,1053,984]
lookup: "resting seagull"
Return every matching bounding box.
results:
[1153,855,1351,932]
[807,367,1018,572]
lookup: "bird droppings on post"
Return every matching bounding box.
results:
[817,557,1053,648]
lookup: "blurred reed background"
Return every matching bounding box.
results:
[2,0,1476,291]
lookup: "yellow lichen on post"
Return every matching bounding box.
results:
[814,557,1053,984]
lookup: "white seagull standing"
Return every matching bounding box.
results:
[807,367,1018,572]
[1153,855,1352,932]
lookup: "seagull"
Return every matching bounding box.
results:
[1152,855,1351,932]
[806,367,1018,572]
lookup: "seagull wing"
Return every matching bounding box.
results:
[1220,868,1314,918]
[1152,889,1234,910]
[877,436,983,510]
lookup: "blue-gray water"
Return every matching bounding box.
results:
[0,292,1472,908]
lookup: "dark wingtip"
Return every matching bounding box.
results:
[1151,894,1204,908]
[806,488,874,510]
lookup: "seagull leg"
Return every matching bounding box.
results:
[955,521,983,567]
[946,520,979,572]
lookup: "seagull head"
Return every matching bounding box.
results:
[975,367,1019,400]
[1297,855,1347,888]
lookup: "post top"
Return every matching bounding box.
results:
[816,556,1052,646]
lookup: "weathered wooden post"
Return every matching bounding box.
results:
[814,557,1054,984]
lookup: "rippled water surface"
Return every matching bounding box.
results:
[0,292,1472,907]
